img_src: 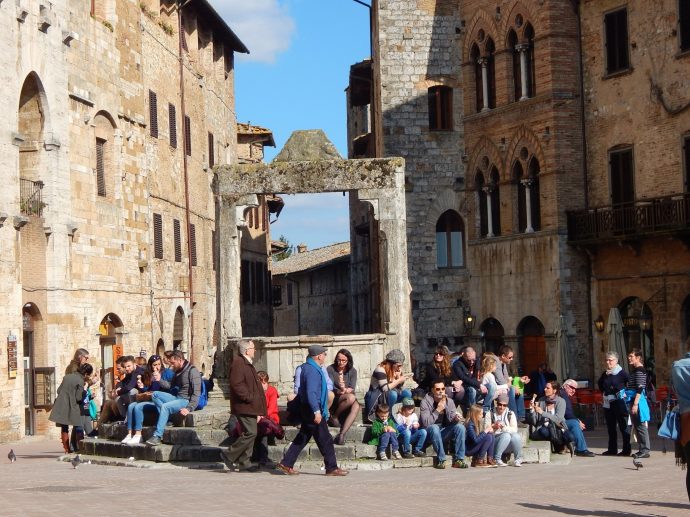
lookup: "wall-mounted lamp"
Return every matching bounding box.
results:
[463,307,476,335]
[639,313,652,332]
[594,315,605,333]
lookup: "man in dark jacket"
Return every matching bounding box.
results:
[226,339,266,471]
[452,346,487,410]
[277,345,348,476]
[146,350,202,446]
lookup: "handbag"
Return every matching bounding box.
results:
[658,407,680,440]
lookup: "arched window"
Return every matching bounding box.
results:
[476,172,488,237]
[524,24,536,98]
[471,44,482,112]
[93,112,117,199]
[486,38,496,109]
[436,210,465,268]
[508,30,521,101]
[489,167,501,236]
[514,161,527,232]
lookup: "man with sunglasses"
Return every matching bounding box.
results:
[485,393,523,467]
[420,380,468,469]
[560,379,596,457]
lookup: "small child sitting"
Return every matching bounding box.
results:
[368,404,402,460]
[394,398,427,458]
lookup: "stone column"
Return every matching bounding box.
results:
[521,178,534,233]
[483,185,494,237]
[516,43,530,100]
[478,57,490,111]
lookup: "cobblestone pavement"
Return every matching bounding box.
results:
[1,430,688,516]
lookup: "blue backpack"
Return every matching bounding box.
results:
[195,371,208,410]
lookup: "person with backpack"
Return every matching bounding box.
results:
[484,393,523,467]
[225,339,266,472]
[145,350,202,446]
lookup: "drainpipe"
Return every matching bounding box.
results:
[177,1,194,360]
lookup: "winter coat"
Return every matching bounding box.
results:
[49,372,87,427]
[229,355,266,416]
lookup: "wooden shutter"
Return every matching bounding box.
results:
[169,103,177,148]
[96,138,106,197]
[153,213,163,259]
[208,132,215,167]
[190,223,197,266]
[149,90,158,138]
[174,219,181,262]
[184,115,191,156]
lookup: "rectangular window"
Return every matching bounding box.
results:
[184,115,191,156]
[190,223,197,266]
[428,86,453,131]
[33,367,56,409]
[604,8,630,74]
[609,147,635,205]
[149,90,158,138]
[684,135,690,191]
[681,0,690,51]
[153,213,163,259]
[169,103,177,148]
[208,132,215,168]
[96,138,106,197]
[241,260,251,302]
[174,219,181,262]
[272,284,282,306]
[255,261,264,303]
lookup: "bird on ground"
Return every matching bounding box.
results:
[633,457,644,470]
[8,449,16,463]
[71,454,82,469]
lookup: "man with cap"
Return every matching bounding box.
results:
[560,379,596,457]
[226,339,266,471]
[277,345,349,476]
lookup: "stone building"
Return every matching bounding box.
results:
[349,0,690,383]
[272,242,352,335]
[1,0,246,442]
[569,0,690,383]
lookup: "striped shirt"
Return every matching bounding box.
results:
[627,365,647,394]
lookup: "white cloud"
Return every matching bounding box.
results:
[214,0,295,63]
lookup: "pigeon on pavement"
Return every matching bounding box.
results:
[8,449,16,463]
[632,457,644,470]
[71,454,82,469]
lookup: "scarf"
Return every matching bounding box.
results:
[606,365,622,376]
[304,357,329,420]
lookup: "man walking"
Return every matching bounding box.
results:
[277,345,348,476]
[226,339,266,472]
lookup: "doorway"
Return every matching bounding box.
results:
[99,313,124,397]
[518,316,546,376]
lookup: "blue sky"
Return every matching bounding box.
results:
[215,0,371,250]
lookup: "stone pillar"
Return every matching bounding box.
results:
[517,43,530,100]
[479,57,490,111]
[483,186,494,237]
[522,178,534,233]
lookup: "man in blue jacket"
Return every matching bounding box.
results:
[277,345,348,476]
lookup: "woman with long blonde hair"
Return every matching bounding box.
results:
[465,404,496,467]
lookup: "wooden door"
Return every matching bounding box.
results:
[521,335,546,375]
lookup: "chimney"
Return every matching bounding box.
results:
[297,243,307,254]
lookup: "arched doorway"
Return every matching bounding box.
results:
[99,313,124,396]
[22,304,41,435]
[156,338,165,357]
[173,306,185,350]
[619,297,655,383]
[479,318,505,355]
[518,316,546,376]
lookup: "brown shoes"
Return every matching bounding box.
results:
[276,463,299,475]
[325,467,349,476]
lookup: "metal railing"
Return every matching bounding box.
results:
[567,192,690,244]
[20,179,45,216]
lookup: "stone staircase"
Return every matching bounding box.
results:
[70,401,564,470]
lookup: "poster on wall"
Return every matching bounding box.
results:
[7,333,18,379]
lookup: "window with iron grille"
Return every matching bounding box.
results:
[33,367,56,409]
[208,132,215,168]
[428,86,453,131]
[153,213,163,259]
[184,115,191,156]
[169,103,177,148]
[190,223,197,266]
[174,219,181,262]
[96,137,106,197]
[604,8,630,74]
[149,90,158,138]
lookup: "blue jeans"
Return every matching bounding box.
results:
[466,432,495,459]
[493,432,522,460]
[127,401,158,431]
[425,423,466,462]
[378,431,399,453]
[151,391,189,438]
[566,418,588,452]
[481,383,497,412]
[509,386,526,419]
[388,389,412,408]
[399,427,427,453]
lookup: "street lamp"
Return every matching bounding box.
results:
[463,307,476,335]
[594,315,605,333]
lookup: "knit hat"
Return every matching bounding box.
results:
[401,398,415,408]
[496,394,509,405]
[385,349,405,364]
[308,345,327,357]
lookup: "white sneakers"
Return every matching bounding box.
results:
[495,459,508,467]
[121,434,142,445]
[392,450,402,460]
[121,434,132,444]
[513,458,523,467]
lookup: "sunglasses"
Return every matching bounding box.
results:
[496,403,508,407]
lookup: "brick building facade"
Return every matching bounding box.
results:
[1,0,246,442]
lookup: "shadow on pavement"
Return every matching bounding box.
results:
[604,497,690,511]
[516,502,663,517]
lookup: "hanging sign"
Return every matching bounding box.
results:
[7,333,18,379]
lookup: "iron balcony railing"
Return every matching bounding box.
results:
[20,179,45,216]
[567,192,690,244]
